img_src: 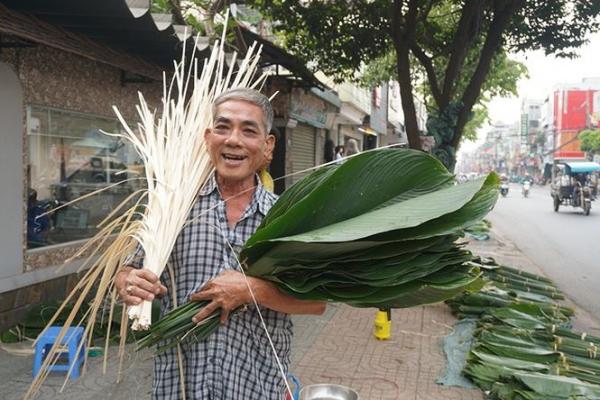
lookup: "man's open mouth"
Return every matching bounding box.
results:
[222,153,247,162]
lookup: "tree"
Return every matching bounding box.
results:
[360,47,528,143]
[580,129,600,154]
[249,0,600,169]
[152,0,242,49]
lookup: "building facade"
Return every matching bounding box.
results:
[546,78,600,160]
[0,0,326,330]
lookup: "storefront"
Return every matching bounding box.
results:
[0,1,328,330]
[0,2,171,329]
[287,88,339,185]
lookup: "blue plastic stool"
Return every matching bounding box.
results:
[33,326,85,379]
[286,373,301,400]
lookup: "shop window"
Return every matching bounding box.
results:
[26,105,145,249]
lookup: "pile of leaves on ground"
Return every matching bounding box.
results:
[464,219,492,241]
[137,149,499,351]
[448,256,600,399]
[0,299,159,345]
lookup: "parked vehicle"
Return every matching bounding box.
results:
[551,161,600,216]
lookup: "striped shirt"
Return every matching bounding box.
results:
[129,174,292,399]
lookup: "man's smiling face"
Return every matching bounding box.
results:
[205,99,275,185]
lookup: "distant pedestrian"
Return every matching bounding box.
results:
[324,139,335,163]
[345,139,360,157]
[334,145,345,164]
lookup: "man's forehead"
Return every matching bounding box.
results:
[214,100,266,128]
[215,99,264,116]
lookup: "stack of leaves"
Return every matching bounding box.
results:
[447,257,600,399]
[465,308,600,398]
[447,257,571,320]
[137,148,499,350]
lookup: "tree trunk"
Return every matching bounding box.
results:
[395,47,421,150]
[168,0,186,25]
[451,0,524,148]
[439,0,485,110]
[392,0,421,150]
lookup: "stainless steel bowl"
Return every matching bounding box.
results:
[298,384,359,400]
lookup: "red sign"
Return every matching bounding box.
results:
[554,150,586,160]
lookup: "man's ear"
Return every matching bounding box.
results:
[204,127,211,141]
[264,133,276,162]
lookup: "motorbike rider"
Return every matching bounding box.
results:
[522,174,532,197]
[499,174,509,196]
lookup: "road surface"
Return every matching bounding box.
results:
[487,183,600,317]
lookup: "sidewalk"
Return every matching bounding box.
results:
[1,227,596,399]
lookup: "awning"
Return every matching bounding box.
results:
[1,0,324,88]
[0,0,192,72]
[565,162,600,173]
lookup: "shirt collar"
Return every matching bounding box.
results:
[199,172,272,216]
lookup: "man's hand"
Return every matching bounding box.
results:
[115,267,168,306]
[190,270,252,324]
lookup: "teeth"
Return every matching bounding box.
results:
[224,154,245,160]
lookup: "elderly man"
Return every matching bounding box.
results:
[115,88,326,399]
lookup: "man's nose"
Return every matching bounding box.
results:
[224,127,243,146]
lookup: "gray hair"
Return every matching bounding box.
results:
[346,138,360,156]
[212,88,273,134]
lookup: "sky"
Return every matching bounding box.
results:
[460,31,600,152]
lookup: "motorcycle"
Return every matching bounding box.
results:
[522,181,531,198]
[500,183,509,197]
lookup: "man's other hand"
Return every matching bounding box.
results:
[116,267,168,306]
[190,270,252,324]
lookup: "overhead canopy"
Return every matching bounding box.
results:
[565,162,600,173]
[0,0,324,87]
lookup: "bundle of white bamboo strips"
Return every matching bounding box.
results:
[25,29,266,398]
[121,36,265,329]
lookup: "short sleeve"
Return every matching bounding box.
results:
[123,242,145,269]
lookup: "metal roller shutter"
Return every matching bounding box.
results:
[291,123,316,184]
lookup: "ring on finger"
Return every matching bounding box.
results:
[126,285,134,294]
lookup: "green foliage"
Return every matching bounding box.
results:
[151,0,171,13]
[251,0,598,82]
[463,107,488,142]
[248,0,599,152]
[580,130,600,153]
[137,149,499,351]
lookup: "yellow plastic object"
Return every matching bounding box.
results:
[259,168,275,193]
[374,309,391,340]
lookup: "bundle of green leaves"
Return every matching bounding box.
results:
[465,308,600,397]
[447,257,571,320]
[137,149,499,351]
[447,257,600,398]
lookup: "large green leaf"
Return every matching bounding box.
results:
[256,175,493,244]
[245,149,454,247]
[514,372,600,398]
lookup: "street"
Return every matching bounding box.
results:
[487,183,600,317]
